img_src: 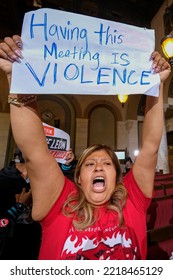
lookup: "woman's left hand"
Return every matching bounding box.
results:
[151,51,171,83]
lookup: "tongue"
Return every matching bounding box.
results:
[93,181,105,191]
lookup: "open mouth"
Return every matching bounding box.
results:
[92,176,105,192]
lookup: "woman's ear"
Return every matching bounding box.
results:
[78,176,81,184]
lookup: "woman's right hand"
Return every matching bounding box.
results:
[0,35,23,81]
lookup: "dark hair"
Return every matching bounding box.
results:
[13,147,25,163]
[125,157,133,164]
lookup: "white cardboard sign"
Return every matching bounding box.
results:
[11,8,160,96]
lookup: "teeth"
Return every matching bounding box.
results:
[94,176,104,180]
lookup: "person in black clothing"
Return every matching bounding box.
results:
[0,151,30,216]
[0,150,41,260]
[124,157,133,174]
[0,148,76,259]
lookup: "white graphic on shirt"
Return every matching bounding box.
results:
[62,231,132,254]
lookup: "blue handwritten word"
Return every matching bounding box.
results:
[111,53,130,66]
[94,23,124,45]
[30,12,89,52]
[44,44,100,70]
[25,61,151,88]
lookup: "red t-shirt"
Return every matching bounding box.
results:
[39,170,151,260]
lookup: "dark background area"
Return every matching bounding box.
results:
[0,0,165,38]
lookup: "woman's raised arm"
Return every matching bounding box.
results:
[0,35,65,221]
[133,52,171,198]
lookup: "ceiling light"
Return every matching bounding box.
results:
[117,94,128,107]
[161,34,173,66]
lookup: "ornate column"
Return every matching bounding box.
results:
[75,118,89,159]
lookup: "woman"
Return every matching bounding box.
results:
[124,157,133,174]
[0,35,171,260]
